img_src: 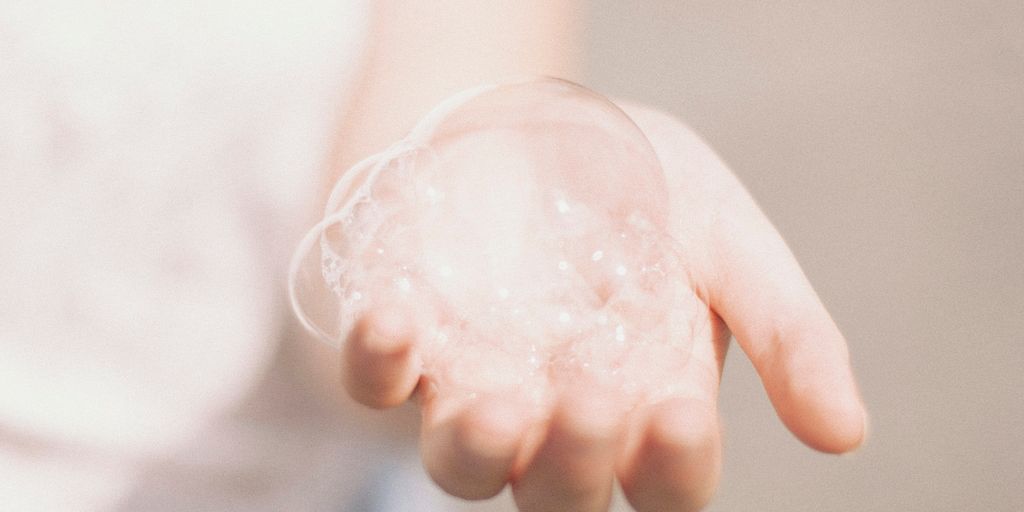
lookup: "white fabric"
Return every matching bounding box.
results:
[0,2,379,510]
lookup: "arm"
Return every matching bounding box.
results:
[331,0,583,177]
[310,5,866,511]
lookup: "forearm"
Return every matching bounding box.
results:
[330,0,583,181]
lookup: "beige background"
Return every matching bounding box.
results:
[582,1,1023,510]
[37,2,1016,510]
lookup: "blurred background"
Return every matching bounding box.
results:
[2,1,1020,511]
[583,1,1023,510]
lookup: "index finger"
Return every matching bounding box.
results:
[623,105,867,453]
[705,169,867,453]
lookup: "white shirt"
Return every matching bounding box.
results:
[0,2,452,510]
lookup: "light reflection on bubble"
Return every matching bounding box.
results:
[289,77,702,410]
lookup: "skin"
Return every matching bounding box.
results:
[318,2,867,511]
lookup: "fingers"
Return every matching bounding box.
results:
[420,395,528,500]
[618,102,866,453]
[511,391,621,512]
[705,174,867,453]
[341,308,422,408]
[619,398,722,512]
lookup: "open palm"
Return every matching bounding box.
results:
[338,103,866,512]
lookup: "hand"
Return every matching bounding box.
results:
[338,103,867,512]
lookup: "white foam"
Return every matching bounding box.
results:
[289,78,700,411]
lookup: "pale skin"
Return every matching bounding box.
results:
[320,2,867,511]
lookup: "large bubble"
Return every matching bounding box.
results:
[289,77,702,409]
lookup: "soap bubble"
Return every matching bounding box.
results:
[289,77,702,409]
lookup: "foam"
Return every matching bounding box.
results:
[289,78,702,411]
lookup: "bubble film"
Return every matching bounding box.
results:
[290,78,703,409]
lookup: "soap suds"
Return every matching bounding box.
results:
[290,78,704,412]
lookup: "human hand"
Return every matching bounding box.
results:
[326,98,866,512]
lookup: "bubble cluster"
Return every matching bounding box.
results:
[289,78,702,409]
